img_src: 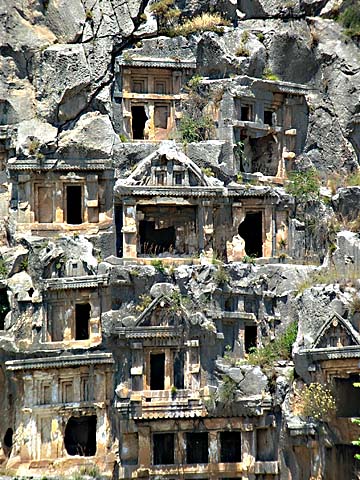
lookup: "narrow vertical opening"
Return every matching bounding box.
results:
[66,185,82,224]
[75,303,91,340]
[115,204,123,258]
[220,431,241,462]
[264,110,273,126]
[0,289,10,330]
[173,351,185,389]
[150,353,165,390]
[245,325,257,353]
[241,106,250,121]
[153,433,175,465]
[64,416,96,456]
[131,106,147,139]
[186,432,208,464]
[238,211,263,257]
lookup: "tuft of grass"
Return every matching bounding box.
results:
[247,321,298,368]
[338,3,360,39]
[262,66,280,81]
[213,265,230,285]
[235,44,250,57]
[172,12,231,36]
[345,169,360,186]
[150,258,166,274]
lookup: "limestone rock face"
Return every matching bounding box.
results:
[332,187,360,221]
[58,112,120,158]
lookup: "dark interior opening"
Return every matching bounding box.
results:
[220,431,241,462]
[238,212,263,258]
[150,353,165,390]
[241,106,250,121]
[153,433,174,465]
[256,428,276,461]
[139,220,176,255]
[0,289,10,330]
[3,428,13,448]
[336,375,360,417]
[64,415,96,456]
[115,205,123,257]
[224,296,236,312]
[75,303,91,340]
[223,322,236,354]
[245,325,257,353]
[131,106,147,139]
[173,351,185,389]
[186,432,208,464]
[66,185,82,224]
[264,110,273,126]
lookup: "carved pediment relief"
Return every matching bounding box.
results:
[313,313,360,349]
[136,295,187,329]
[115,141,222,189]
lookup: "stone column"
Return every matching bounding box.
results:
[138,426,151,467]
[122,199,137,258]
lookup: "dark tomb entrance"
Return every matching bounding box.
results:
[131,106,148,139]
[3,428,13,457]
[75,303,91,340]
[0,288,10,330]
[64,415,96,456]
[139,220,176,255]
[173,351,185,389]
[66,185,82,224]
[238,212,263,257]
[220,431,241,462]
[150,353,165,390]
[186,432,208,464]
[245,325,257,353]
[153,433,175,465]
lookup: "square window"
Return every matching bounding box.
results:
[186,432,208,464]
[220,431,241,463]
[153,433,175,465]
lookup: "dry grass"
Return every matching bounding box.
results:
[173,13,231,36]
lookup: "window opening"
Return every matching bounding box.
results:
[153,433,175,465]
[0,289,10,330]
[139,220,176,255]
[336,375,360,417]
[174,351,185,389]
[238,212,263,258]
[241,106,250,121]
[66,185,82,224]
[220,431,241,462]
[64,416,96,456]
[75,303,91,340]
[223,321,236,354]
[3,428,13,449]
[264,110,273,126]
[115,205,123,258]
[150,353,165,390]
[131,106,148,139]
[186,432,208,464]
[174,172,183,185]
[245,325,257,353]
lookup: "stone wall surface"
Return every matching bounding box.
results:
[0,0,360,479]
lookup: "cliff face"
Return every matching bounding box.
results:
[0,1,360,479]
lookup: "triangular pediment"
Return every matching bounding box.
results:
[115,141,221,189]
[136,294,188,328]
[312,312,360,349]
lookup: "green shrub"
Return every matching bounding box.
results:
[179,113,213,143]
[150,259,166,273]
[135,294,152,312]
[201,167,214,177]
[80,465,100,478]
[214,265,230,285]
[247,321,298,368]
[338,3,360,38]
[286,168,320,203]
[235,44,250,57]
[345,169,360,186]
[262,67,280,81]
[0,259,7,278]
[216,374,237,404]
[150,0,181,33]
[297,383,336,421]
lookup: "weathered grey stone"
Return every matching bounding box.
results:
[150,283,176,298]
[331,231,360,273]
[0,246,28,277]
[228,367,244,383]
[34,44,91,124]
[16,118,58,155]
[332,187,360,221]
[58,112,120,158]
[43,0,85,43]
[238,365,268,396]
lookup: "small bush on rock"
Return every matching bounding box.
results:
[172,12,231,36]
[338,3,360,39]
[296,383,336,422]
